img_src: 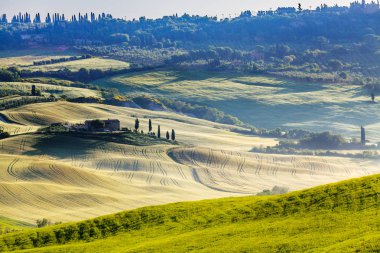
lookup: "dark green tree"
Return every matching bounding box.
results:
[149,119,152,132]
[157,125,161,138]
[0,69,15,81]
[45,13,51,23]
[0,14,7,23]
[171,129,176,141]
[166,131,170,140]
[135,118,139,131]
[77,68,90,82]
[298,3,302,12]
[31,85,36,96]
[328,59,343,71]
[0,126,10,139]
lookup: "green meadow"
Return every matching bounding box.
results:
[0,217,33,234]
[0,49,129,71]
[0,173,379,252]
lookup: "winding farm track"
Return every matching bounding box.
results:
[1,102,380,223]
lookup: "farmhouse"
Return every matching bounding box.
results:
[85,119,120,132]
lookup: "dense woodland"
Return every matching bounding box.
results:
[1,4,380,86]
[1,3,380,137]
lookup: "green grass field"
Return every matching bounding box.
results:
[0,173,379,252]
[0,217,33,234]
[0,48,77,67]
[0,48,129,71]
[91,69,380,142]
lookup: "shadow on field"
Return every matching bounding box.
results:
[24,134,100,159]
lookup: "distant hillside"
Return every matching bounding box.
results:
[2,8,380,82]
[0,174,379,252]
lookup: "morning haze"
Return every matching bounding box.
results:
[1,0,380,252]
[1,0,351,19]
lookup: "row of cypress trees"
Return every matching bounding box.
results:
[0,12,113,24]
[135,118,175,141]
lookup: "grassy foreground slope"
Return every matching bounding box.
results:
[92,70,380,142]
[0,174,379,252]
[0,217,32,233]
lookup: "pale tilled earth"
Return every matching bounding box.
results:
[0,102,379,224]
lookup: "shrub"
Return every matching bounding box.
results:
[257,186,289,196]
[299,132,346,149]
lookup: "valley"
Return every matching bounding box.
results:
[1,3,380,251]
[0,102,378,225]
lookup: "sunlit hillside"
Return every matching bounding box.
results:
[0,173,379,252]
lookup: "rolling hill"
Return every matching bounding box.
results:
[0,82,100,99]
[91,70,380,142]
[0,101,379,225]
[0,49,129,72]
[0,173,379,252]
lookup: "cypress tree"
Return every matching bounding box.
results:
[135,118,139,131]
[149,119,152,132]
[33,13,41,23]
[46,13,51,23]
[171,129,176,141]
[31,85,36,96]
[166,131,170,140]
[157,125,161,138]
[1,14,7,23]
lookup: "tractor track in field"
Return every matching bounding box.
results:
[7,158,21,180]
[145,161,155,185]
[127,160,139,182]
[176,165,187,180]
[18,185,67,209]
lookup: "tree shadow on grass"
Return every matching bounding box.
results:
[23,134,101,159]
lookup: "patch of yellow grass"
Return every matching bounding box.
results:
[26,58,129,72]
[0,82,100,99]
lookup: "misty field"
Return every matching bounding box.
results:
[92,70,380,142]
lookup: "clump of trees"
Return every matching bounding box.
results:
[0,67,20,82]
[256,186,289,196]
[265,131,347,150]
[36,218,52,228]
[298,132,347,149]
[32,55,92,66]
[0,127,10,139]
